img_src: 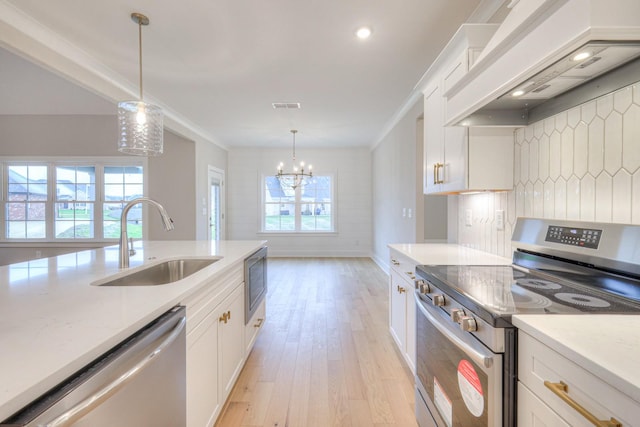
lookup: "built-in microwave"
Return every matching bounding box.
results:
[244,246,267,324]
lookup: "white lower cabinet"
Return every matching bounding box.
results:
[218,284,245,399]
[184,260,266,427]
[389,249,417,374]
[187,304,221,427]
[518,331,638,427]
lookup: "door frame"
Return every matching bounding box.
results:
[207,166,225,240]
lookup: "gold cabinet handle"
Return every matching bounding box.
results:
[405,271,415,280]
[391,259,400,266]
[397,285,406,294]
[219,312,229,324]
[544,381,622,427]
[254,318,264,328]
[433,163,438,185]
[435,163,445,184]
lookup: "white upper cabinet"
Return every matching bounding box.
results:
[422,23,514,195]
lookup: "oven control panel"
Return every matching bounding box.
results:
[545,225,602,249]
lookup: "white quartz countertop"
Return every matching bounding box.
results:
[388,243,512,265]
[512,314,640,403]
[0,240,266,421]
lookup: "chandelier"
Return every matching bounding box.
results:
[276,130,312,190]
[117,12,164,156]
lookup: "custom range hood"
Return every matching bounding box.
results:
[445,0,640,127]
[458,41,640,126]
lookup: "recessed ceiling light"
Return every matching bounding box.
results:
[356,27,372,40]
[572,51,592,61]
[512,90,525,97]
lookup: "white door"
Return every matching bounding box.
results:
[208,166,225,240]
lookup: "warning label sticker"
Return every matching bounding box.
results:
[457,359,484,417]
[434,377,453,427]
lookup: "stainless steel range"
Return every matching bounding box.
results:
[414,218,640,427]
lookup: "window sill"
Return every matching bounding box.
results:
[257,231,338,237]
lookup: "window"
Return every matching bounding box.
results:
[55,166,95,238]
[7,165,47,238]
[103,166,144,239]
[263,175,334,232]
[2,159,144,241]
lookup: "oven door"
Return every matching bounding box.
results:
[415,293,502,427]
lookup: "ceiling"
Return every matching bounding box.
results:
[0,0,506,148]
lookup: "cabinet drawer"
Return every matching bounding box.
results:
[517,382,570,427]
[245,298,266,355]
[518,332,639,426]
[389,252,418,283]
[183,263,243,334]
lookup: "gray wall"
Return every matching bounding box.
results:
[0,114,221,263]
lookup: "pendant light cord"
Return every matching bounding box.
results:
[292,130,296,163]
[138,19,143,101]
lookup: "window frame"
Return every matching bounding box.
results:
[259,172,337,235]
[0,156,147,243]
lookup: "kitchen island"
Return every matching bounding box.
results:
[0,240,266,421]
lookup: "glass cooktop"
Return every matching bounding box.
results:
[416,264,640,326]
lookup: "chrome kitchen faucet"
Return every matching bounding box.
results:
[119,197,174,268]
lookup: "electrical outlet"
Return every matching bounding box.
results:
[402,208,406,218]
[496,210,505,230]
[465,209,473,227]
[408,208,413,218]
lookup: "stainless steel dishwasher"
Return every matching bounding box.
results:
[1,306,186,427]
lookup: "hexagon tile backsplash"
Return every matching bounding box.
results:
[457,81,640,258]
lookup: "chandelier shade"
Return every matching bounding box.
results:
[276,130,312,190]
[117,12,164,156]
[117,100,163,156]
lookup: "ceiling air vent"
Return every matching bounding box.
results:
[271,102,301,109]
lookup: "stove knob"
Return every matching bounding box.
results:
[419,282,431,294]
[451,308,465,323]
[414,279,424,290]
[432,294,445,307]
[459,316,477,332]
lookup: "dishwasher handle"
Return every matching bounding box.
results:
[43,315,186,427]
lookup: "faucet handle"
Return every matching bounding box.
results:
[128,237,136,256]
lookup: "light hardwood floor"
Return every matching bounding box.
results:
[215,257,418,427]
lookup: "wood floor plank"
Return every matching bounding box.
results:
[215,258,416,427]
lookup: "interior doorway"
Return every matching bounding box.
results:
[208,166,225,240]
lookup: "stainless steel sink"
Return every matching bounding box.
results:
[94,258,220,286]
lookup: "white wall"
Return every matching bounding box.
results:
[371,98,449,268]
[457,81,640,257]
[227,147,372,257]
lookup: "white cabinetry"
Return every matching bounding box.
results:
[422,23,513,195]
[245,298,266,355]
[217,284,245,400]
[389,248,417,374]
[184,261,262,427]
[518,331,637,427]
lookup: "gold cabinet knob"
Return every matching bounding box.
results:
[254,318,264,328]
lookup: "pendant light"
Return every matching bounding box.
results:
[276,130,313,190]
[117,13,163,156]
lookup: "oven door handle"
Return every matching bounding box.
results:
[415,292,495,369]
